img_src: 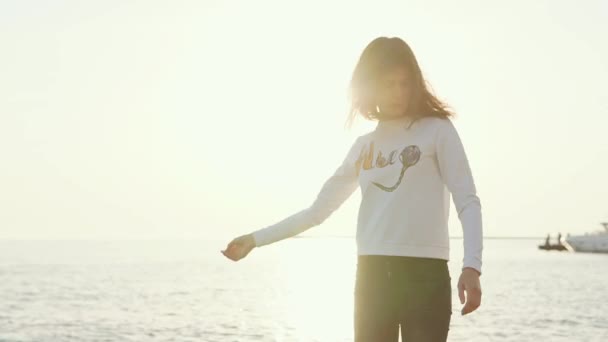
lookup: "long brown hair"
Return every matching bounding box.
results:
[346,37,454,129]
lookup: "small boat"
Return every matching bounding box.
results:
[562,222,608,253]
[537,243,567,251]
[538,232,567,251]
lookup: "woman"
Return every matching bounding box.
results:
[222,36,482,342]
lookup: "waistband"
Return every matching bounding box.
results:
[357,254,449,280]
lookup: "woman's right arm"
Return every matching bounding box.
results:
[251,137,363,247]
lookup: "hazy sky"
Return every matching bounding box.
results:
[2,0,607,240]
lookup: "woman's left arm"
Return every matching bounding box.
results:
[436,118,483,315]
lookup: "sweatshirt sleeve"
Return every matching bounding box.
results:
[251,137,363,247]
[436,119,483,275]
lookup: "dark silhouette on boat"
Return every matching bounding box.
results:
[538,233,567,251]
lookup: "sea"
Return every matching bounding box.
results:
[0,238,606,342]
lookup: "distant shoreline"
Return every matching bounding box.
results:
[293,236,543,240]
[0,236,545,241]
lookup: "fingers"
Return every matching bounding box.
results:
[220,249,235,261]
[220,234,256,262]
[222,235,255,262]
[220,248,235,261]
[461,287,482,316]
[221,240,242,261]
[221,246,238,260]
[458,281,465,304]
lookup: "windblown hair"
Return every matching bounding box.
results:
[346,37,454,129]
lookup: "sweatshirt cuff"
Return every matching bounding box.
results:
[462,260,482,276]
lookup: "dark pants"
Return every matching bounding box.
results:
[354,255,452,342]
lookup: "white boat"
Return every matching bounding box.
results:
[562,222,608,253]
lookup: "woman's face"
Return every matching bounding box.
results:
[375,65,411,119]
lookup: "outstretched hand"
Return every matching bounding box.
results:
[221,234,256,261]
[458,267,482,315]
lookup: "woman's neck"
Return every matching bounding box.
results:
[375,115,413,132]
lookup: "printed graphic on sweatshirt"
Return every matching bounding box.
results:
[356,142,421,192]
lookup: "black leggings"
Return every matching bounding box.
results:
[354,255,452,342]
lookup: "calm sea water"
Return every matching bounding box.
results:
[0,238,606,342]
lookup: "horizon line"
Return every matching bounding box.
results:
[0,235,546,241]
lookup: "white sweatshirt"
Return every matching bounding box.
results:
[251,115,483,275]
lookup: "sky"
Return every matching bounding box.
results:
[1,0,607,240]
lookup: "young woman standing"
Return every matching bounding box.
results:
[222,36,483,342]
